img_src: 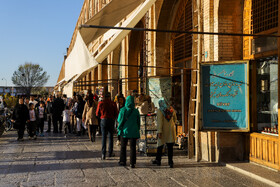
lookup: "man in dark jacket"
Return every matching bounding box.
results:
[46,96,54,132]
[11,98,29,141]
[52,95,65,133]
[96,92,118,160]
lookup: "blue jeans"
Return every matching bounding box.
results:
[101,119,115,156]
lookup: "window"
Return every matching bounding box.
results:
[251,0,278,34]
[256,57,278,135]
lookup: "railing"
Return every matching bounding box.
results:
[249,133,279,170]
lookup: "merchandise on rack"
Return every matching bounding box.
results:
[138,113,162,155]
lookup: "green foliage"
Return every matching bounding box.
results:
[2,94,18,109]
[11,62,49,96]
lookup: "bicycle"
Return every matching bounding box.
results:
[3,110,13,132]
[0,113,5,136]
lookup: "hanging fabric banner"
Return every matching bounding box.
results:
[201,61,250,131]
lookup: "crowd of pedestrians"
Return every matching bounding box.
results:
[10,90,177,168]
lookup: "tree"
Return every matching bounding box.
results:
[12,63,49,96]
[32,87,49,96]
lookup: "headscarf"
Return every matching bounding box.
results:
[125,95,135,112]
[158,98,172,121]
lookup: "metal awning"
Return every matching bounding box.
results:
[79,0,144,46]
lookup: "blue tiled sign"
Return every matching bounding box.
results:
[201,62,249,131]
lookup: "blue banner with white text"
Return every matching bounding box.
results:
[201,62,249,130]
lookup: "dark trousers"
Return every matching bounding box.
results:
[39,118,44,133]
[89,125,97,139]
[98,117,101,135]
[101,119,114,156]
[120,137,137,165]
[17,123,26,139]
[53,115,63,132]
[156,143,174,165]
[64,122,71,134]
[47,114,52,131]
[28,121,37,137]
[70,115,76,133]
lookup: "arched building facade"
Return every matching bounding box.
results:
[56,0,280,170]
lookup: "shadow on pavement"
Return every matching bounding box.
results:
[2,159,223,174]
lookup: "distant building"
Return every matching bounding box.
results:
[0,86,54,96]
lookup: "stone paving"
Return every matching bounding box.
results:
[0,127,270,187]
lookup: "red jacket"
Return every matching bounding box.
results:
[96,99,118,120]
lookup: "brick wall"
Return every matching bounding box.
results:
[217,0,243,61]
[204,0,243,62]
[203,0,214,62]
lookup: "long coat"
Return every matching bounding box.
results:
[82,101,98,125]
[117,96,140,139]
[157,108,177,147]
[12,104,29,128]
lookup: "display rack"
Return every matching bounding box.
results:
[138,113,158,155]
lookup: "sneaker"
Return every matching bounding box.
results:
[116,140,120,146]
[130,164,135,168]
[33,136,37,140]
[96,132,101,136]
[101,154,106,160]
[40,133,44,137]
[76,131,81,136]
[118,162,126,166]
[28,136,32,140]
[151,159,161,166]
[17,138,24,141]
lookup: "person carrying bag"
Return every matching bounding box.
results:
[117,95,140,168]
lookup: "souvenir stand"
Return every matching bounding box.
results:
[138,113,158,155]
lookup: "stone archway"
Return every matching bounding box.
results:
[127,21,144,91]
[155,0,192,135]
[155,0,182,76]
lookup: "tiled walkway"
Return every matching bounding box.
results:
[0,129,269,187]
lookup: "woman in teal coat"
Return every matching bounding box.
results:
[117,95,140,168]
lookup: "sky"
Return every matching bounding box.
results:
[0,0,84,87]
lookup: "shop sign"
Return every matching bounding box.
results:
[148,78,172,108]
[201,61,249,131]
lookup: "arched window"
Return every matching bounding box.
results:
[172,0,192,73]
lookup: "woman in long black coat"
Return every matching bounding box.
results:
[11,98,29,141]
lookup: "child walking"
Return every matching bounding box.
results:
[63,106,71,136]
[38,101,47,136]
[28,103,38,140]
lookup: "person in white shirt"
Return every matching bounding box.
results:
[63,106,71,136]
[29,96,38,107]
